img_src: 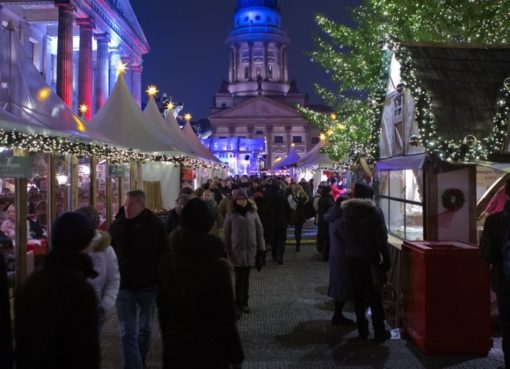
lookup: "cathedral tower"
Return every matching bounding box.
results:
[226,0,290,96]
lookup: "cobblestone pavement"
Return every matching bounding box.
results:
[100,239,505,369]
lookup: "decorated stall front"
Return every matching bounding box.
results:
[294,141,338,187]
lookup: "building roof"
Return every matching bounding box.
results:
[401,42,510,143]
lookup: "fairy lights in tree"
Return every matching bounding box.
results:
[300,0,510,164]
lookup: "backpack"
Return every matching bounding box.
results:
[304,200,316,219]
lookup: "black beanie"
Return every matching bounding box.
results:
[354,182,374,199]
[180,198,214,234]
[51,212,96,251]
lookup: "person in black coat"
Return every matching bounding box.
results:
[158,198,244,369]
[15,212,99,369]
[264,180,289,264]
[338,183,390,342]
[317,185,335,261]
[0,253,13,369]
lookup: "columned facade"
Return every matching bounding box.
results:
[0,0,150,114]
[209,0,323,171]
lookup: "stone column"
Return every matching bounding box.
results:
[285,125,292,153]
[94,33,109,113]
[56,1,75,107]
[131,64,143,108]
[283,47,289,83]
[265,126,273,170]
[263,41,269,80]
[234,43,240,82]
[77,17,93,120]
[248,41,254,80]
[278,43,284,82]
[228,46,234,83]
[109,48,121,95]
[121,56,132,93]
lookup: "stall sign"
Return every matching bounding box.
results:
[108,164,125,177]
[0,157,31,178]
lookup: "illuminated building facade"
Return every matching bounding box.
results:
[0,0,149,120]
[208,0,323,171]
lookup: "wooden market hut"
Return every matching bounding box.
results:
[376,42,510,244]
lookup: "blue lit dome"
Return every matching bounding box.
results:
[233,0,282,30]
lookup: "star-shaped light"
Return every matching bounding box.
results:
[184,113,192,122]
[146,84,159,97]
[116,61,128,75]
[79,104,89,115]
[166,101,175,111]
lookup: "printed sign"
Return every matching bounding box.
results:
[0,157,32,178]
[108,164,125,177]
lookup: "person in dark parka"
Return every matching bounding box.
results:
[264,181,289,264]
[339,183,391,342]
[317,185,335,261]
[15,212,99,369]
[324,196,355,326]
[158,198,244,369]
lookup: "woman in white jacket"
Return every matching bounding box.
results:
[76,206,120,326]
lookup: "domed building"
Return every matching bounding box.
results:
[208,0,326,172]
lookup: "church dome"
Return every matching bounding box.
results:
[236,0,278,10]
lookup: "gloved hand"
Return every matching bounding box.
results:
[255,251,266,272]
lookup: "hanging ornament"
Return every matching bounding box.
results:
[463,135,477,148]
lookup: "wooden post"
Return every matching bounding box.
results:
[105,160,112,226]
[90,156,97,207]
[71,155,79,210]
[137,161,143,190]
[13,149,28,287]
[47,154,57,249]
[129,159,136,191]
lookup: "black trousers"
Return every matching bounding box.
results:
[293,222,304,247]
[271,227,287,262]
[234,266,251,308]
[346,257,386,335]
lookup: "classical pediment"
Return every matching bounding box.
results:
[209,96,302,120]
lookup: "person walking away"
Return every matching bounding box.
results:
[264,180,289,264]
[317,185,335,261]
[339,183,391,342]
[324,196,355,326]
[76,206,120,330]
[202,189,219,236]
[287,183,309,252]
[224,188,265,318]
[166,194,190,235]
[158,198,244,369]
[109,190,168,369]
[480,178,510,369]
[15,212,99,369]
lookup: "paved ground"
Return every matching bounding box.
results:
[100,225,505,369]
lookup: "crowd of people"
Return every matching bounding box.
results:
[8,174,395,369]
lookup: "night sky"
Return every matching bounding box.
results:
[130,0,362,120]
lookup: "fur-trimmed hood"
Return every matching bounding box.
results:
[91,230,111,252]
[340,198,377,223]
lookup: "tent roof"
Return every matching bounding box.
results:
[401,42,510,142]
[181,121,220,162]
[142,96,190,155]
[162,108,197,156]
[90,74,179,153]
[0,25,110,143]
[297,143,337,168]
[270,148,300,170]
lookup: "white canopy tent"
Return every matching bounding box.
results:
[90,73,186,208]
[295,143,337,186]
[270,148,300,171]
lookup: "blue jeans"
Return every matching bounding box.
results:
[116,289,157,369]
[497,293,510,368]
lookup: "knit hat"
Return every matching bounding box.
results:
[235,188,249,199]
[180,198,215,234]
[354,182,374,199]
[51,212,96,251]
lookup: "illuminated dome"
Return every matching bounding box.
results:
[236,0,278,10]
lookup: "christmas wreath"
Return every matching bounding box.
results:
[441,188,465,211]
